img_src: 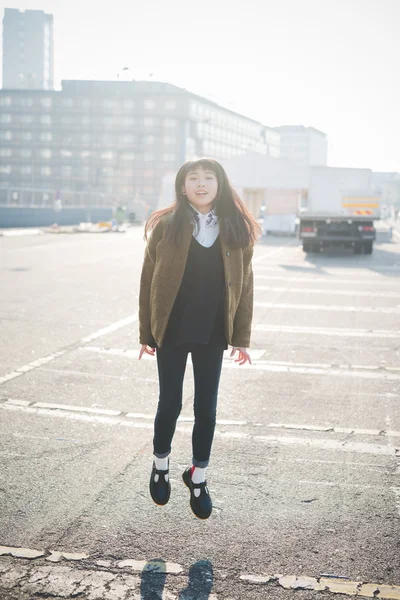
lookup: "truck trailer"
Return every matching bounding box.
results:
[299,166,380,254]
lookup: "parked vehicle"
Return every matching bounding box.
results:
[299,166,380,254]
[261,189,301,236]
[263,213,297,236]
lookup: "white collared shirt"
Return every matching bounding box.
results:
[189,203,219,248]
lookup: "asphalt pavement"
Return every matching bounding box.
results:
[0,226,399,599]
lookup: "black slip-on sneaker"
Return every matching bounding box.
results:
[182,467,212,520]
[149,461,171,506]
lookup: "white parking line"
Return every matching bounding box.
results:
[254,274,400,286]
[253,246,289,263]
[222,361,400,380]
[12,400,246,426]
[80,345,400,380]
[251,434,397,456]
[252,324,400,339]
[254,301,400,314]
[80,313,138,343]
[81,345,267,362]
[267,422,400,438]
[0,350,66,385]
[0,313,139,386]
[5,399,399,439]
[254,264,400,275]
[253,324,400,339]
[255,285,400,299]
[1,401,398,457]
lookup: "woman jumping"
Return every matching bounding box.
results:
[138,157,260,519]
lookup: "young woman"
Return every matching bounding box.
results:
[138,157,260,519]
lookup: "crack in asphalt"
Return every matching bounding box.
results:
[52,437,153,548]
[5,439,108,463]
[2,557,400,600]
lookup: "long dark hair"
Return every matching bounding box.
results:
[144,157,261,248]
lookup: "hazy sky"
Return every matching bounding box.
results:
[0,0,399,172]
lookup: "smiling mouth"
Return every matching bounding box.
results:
[196,192,208,195]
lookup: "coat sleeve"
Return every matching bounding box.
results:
[231,243,254,348]
[138,220,164,346]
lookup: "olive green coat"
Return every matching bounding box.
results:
[139,216,254,348]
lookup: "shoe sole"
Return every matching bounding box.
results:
[182,471,212,520]
[149,492,170,507]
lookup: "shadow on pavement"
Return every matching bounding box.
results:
[258,235,399,275]
[140,559,214,600]
[301,246,400,275]
[140,559,167,600]
[266,243,400,278]
[178,560,214,599]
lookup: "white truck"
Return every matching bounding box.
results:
[299,166,380,254]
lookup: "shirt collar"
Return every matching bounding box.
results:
[188,203,209,217]
[188,203,219,227]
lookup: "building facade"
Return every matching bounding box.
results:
[0,80,279,221]
[273,125,327,166]
[2,8,54,91]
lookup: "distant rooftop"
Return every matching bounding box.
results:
[0,76,274,130]
[4,8,53,17]
[60,79,265,126]
[274,125,327,137]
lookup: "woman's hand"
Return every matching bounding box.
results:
[230,346,252,366]
[138,344,156,360]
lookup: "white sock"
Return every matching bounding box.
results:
[154,456,169,482]
[191,467,206,497]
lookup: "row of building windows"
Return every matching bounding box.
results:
[0,166,131,177]
[0,149,177,162]
[280,134,313,143]
[202,140,251,160]
[0,131,177,144]
[190,100,262,137]
[1,114,51,124]
[1,131,51,141]
[0,95,178,110]
[0,148,141,159]
[0,115,178,128]
[1,127,176,149]
[196,121,263,147]
[280,140,310,147]
[1,188,156,206]
[0,157,177,175]
[0,94,269,139]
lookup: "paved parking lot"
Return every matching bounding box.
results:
[1,228,399,599]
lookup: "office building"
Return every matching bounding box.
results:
[0,80,280,218]
[274,125,327,166]
[2,8,54,90]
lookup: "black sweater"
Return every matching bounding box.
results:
[163,235,226,348]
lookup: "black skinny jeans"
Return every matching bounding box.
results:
[153,343,225,468]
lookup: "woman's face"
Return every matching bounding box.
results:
[182,167,218,214]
